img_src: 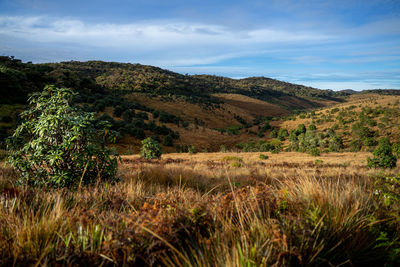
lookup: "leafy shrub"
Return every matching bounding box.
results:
[152,110,160,119]
[314,159,323,165]
[163,134,174,146]
[259,154,269,160]
[93,100,106,112]
[278,128,289,141]
[367,138,397,169]
[308,124,317,131]
[329,136,343,152]
[113,105,124,117]
[296,124,306,135]
[349,139,363,152]
[309,147,321,156]
[269,129,277,138]
[140,137,162,159]
[6,85,119,188]
[188,145,197,154]
[364,137,378,147]
[393,142,400,158]
[270,139,282,154]
[122,109,135,123]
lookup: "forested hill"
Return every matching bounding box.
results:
[0,56,345,107]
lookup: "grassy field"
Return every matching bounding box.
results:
[1,151,399,266]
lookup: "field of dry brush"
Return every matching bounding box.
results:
[1,152,399,266]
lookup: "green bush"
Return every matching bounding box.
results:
[270,139,282,154]
[140,137,162,159]
[6,85,119,188]
[296,124,306,135]
[269,129,278,138]
[309,147,321,157]
[329,136,343,152]
[308,124,317,131]
[314,159,323,165]
[367,138,397,169]
[188,145,197,154]
[163,134,174,146]
[278,128,289,141]
[393,142,400,158]
[259,154,269,160]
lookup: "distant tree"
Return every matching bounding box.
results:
[188,145,197,154]
[152,110,160,119]
[113,105,124,117]
[309,147,321,157]
[367,137,396,169]
[163,134,174,146]
[270,139,282,154]
[329,136,343,152]
[278,128,289,141]
[94,100,106,112]
[296,124,306,135]
[393,142,400,158]
[289,130,298,142]
[122,110,135,123]
[308,124,317,131]
[269,129,278,138]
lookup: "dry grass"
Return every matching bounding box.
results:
[1,152,399,266]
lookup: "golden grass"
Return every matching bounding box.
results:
[1,152,399,266]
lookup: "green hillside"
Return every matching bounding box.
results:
[2,56,398,154]
[0,56,345,107]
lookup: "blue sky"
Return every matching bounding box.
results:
[0,0,399,90]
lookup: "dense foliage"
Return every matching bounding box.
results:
[367,138,397,169]
[140,137,162,159]
[6,86,119,187]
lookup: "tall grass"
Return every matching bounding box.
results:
[1,152,399,266]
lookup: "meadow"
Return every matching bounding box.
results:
[1,151,399,266]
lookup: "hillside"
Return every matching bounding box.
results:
[263,93,400,154]
[0,56,348,152]
[1,56,399,154]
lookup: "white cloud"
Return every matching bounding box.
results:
[0,15,334,64]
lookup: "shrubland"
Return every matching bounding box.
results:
[0,152,399,266]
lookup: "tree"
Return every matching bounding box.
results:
[308,124,317,131]
[278,128,289,141]
[269,129,278,138]
[367,137,397,169]
[6,85,119,188]
[296,124,306,135]
[163,134,174,146]
[329,135,343,152]
[140,137,162,159]
[392,141,400,158]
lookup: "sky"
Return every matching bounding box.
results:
[0,0,399,90]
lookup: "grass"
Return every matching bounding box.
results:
[1,152,399,266]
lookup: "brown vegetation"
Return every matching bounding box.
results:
[1,152,399,266]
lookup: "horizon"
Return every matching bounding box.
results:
[1,0,399,91]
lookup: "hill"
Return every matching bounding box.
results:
[1,56,399,154]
